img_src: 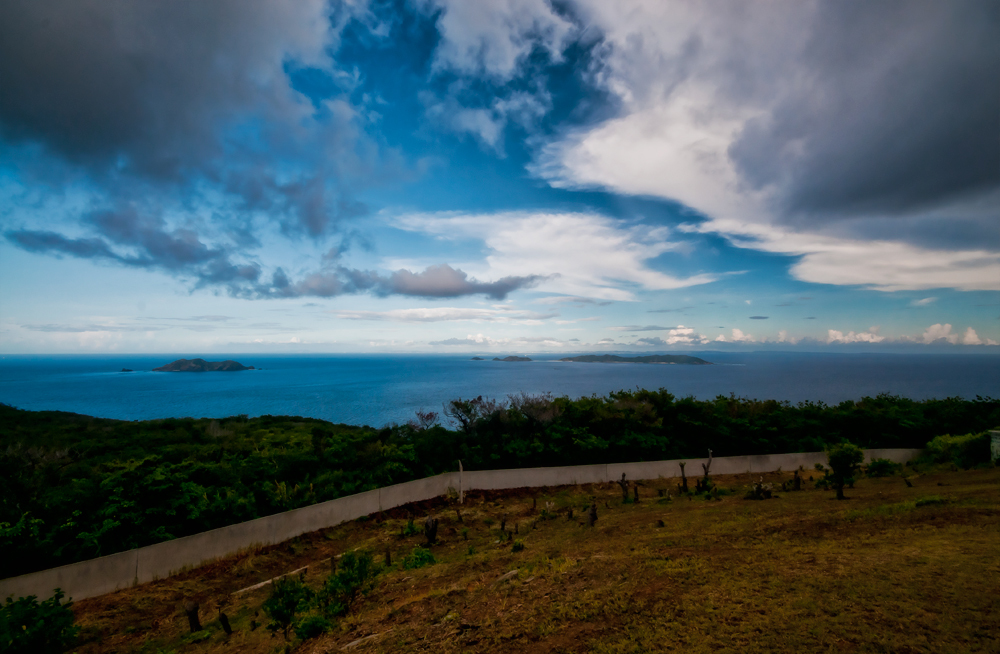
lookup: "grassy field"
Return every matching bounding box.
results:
[69,464,1000,654]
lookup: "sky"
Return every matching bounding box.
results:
[1,0,999,354]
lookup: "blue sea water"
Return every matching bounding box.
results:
[0,352,997,428]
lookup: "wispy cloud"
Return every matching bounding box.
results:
[396,211,719,300]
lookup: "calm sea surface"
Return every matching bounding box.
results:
[1,353,997,428]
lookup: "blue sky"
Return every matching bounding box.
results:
[1,0,998,354]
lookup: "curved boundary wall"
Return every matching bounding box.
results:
[0,448,921,603]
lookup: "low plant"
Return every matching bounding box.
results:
[0,590,79,654]
[402,546,436,570]
[512,540,525,553]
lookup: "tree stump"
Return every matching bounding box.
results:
[183,601,202,633]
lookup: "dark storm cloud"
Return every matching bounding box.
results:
[0,0,381,237]
[728,0,1000,220]
[384,265,545,300]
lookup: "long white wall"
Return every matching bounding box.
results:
[0,449,921,603]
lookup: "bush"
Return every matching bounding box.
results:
[0,590,79,654]
[263,577,314,640]
[402,546,436,570]
[512,540,525,553]
[318,550,378,617]
[925,432,991,469]
[294,615,332,640]
[866,457,902,478]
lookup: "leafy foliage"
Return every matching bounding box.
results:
[263,576,314,640]
[827,443,865,499]
[866,457,902,478]
[318,550,379,617]
[0,590,78,654]
[294,615,332,640]
[1,392,998,577]
[402,546,436,570]
[924,432,992,469]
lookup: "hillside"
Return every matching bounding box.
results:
[65,465,1000,653]
[2,394,998,578]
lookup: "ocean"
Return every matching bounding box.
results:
[1,352,997,428]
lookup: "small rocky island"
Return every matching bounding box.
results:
[559,354,711,365]
[470,357,485,360]
[153,358,255,372]
[493,356,532,362]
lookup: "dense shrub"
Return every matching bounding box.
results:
[318,550,378,617]
[294,615,332,640]
[263,577,313,640]
[0,590,78,654]
[924,432,992,469]
[402,546,436,570]
[866,457,902,477]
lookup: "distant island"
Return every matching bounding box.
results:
[153,358,255,372]
[470,357,484,360]
[493,356,532,362]
[559,354,711,365]
[120,368,133,372]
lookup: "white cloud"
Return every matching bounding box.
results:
[827,326,885,344]
[395,211,717,300]
[716,328,755,343]
[912,297,937,306]
[919,323,958,344]
[331,306,556,323]
[681,219,1000,292]
[962,327,983,345]
[424,0,575,81]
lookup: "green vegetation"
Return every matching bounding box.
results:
[262,576,313,640]
[2,392,998,577]
[0,590,78,654]
[826,442,865,499]
[923,431,993,468]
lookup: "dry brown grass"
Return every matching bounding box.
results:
[70,465,1000,653]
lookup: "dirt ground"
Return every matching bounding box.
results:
[69,464,1000,653]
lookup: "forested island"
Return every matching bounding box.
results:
[1,391,997,578]
[560,354,711,365]
[153,358,254,372]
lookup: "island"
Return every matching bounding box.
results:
[493,355,532,362]
[470,357,484,360]
[559,354,711,365]
[120,368,133,372]
[153,358,255,372]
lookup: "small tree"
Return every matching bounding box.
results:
[263,576,314,640]
[827,443,864,500]
[317,550,378,618]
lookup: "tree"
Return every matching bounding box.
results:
[318,550,378,617]
[263,576,313,640]
[827,443,864,500]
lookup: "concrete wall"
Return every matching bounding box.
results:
[0,448,922,603]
